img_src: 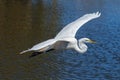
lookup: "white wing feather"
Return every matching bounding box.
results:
[55,12,101,39]
[20,38,74,54]
[20,39,57,54]
[30,39,56,50]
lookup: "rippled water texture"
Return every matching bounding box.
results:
[0,0,120,80]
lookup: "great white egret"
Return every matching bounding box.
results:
[20,12,101,56]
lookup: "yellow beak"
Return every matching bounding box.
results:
[89,40,96,43]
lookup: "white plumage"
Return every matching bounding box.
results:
[20,12,101,55]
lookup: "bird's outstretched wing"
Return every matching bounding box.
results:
[19,38,70,54]
[21,40,70,57]
[55,12,101,39]
[20,39,57,54]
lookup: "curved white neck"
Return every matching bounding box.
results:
[75,40,88,53]
[66,38,88,53]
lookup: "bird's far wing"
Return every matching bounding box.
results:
[20,39,57,54]
[28,39,72,57]
[30,39,57,51]
[55,12,101,39]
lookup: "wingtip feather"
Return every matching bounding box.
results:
[19,49,30,54]
[95,11,101,17]
[83,11,101,19]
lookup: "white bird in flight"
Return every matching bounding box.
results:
[20,12,101,57]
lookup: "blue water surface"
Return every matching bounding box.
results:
[1,0,120,80]
[45,0,120,80]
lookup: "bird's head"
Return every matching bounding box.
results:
[79,38,96,44]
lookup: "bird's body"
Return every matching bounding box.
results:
[20,12,101,56]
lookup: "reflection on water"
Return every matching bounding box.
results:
[0,0,120,80]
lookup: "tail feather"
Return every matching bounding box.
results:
[20,49,31,54]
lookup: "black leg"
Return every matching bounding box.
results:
[29,49,55,58]
[46,49,55,52]
[29,52,43,58]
